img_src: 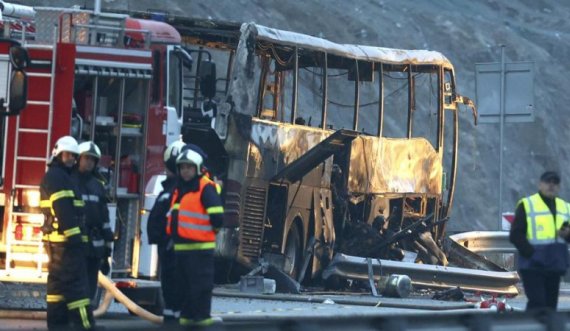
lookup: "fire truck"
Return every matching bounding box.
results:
[0,2,194,298]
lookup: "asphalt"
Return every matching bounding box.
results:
[3,284,570,330]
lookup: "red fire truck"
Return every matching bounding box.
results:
[0,3,193,297]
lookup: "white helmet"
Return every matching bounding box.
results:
[164,140,186,173]
[176,149,203,175]
[52,136,79,157]
[78,141,101,159]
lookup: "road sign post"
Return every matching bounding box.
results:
[475,49,534,229]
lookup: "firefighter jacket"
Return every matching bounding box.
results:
[147,176,176,246]
[512,193,570,272]
[166,175,224,251]
[40,159,86,245]
[203,170,222,194]
[71,169,114,258]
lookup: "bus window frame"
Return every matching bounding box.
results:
[320,52,328,129]
[407,66,413,138]
[441,67,459,218]
[253,43,447,148]
[290,46,298,124]
[353,59,359,131]
[408,64,443,151]
[378,63,384,137]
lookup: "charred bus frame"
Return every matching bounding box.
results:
[176,22,476,281]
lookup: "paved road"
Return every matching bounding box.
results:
[4,283,570,330]
[0,291,485,330]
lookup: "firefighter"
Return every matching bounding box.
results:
[510,171,570,311]
[167,149,224,327]
[147,140,186,321]
[72,141,114,302]
[40,136,95,330]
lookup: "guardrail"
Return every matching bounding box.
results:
[322,253,520,295]
[321,231,522,295]
[449,231,516,254]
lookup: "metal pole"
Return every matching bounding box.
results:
[90,76,98,140]
[114,79,126,198]
[94,0,101,15]
[353,60,359,131]
[498,45,506,229]
[321,52,328,129]
[407,66,413,138]
[290,47,298,124]
[193,48,204,111]
[378,64,384,137]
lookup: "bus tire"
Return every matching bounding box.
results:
[284,221,302,279]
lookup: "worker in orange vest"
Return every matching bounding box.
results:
[166,149,224,327]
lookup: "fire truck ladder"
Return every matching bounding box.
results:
[4,44,57,278]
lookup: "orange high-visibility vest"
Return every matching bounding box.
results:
[166,177,216,242]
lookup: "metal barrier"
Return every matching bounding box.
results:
[322,253,520,295]
[450,231,516,254]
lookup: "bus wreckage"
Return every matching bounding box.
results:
[159,20,519,294]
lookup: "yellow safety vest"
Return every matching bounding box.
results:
[520,193,570,245]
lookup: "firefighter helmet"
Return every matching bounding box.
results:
[181,143,208,161]
[78,141,101,159]
[164,140,186,174]
[52,136,79,156]
[176,149,203,175]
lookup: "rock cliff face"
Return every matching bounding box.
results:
[30,0,570,231]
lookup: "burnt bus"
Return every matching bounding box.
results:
[165,21,476,282]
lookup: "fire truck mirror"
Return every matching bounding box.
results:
[9,46,29,70]
[199,60,217,99]
[7,70,27,115]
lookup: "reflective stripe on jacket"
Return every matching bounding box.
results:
[522,193,570,244]
[518,193,570,271]
[40,189,85,243]
[39,161,86,244]
[71,170,113,256]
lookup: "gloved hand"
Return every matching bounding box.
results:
[100,259,111,276]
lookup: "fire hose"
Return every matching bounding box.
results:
[0,273,163,323]
[93,272,163,324]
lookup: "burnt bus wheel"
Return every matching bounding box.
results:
[283,222,302,279]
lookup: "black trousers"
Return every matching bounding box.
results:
[158,245,182,315]
[46,243,95,330]
[86,257,102,302]
[519,269,562,311]
[175,249,214,322]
